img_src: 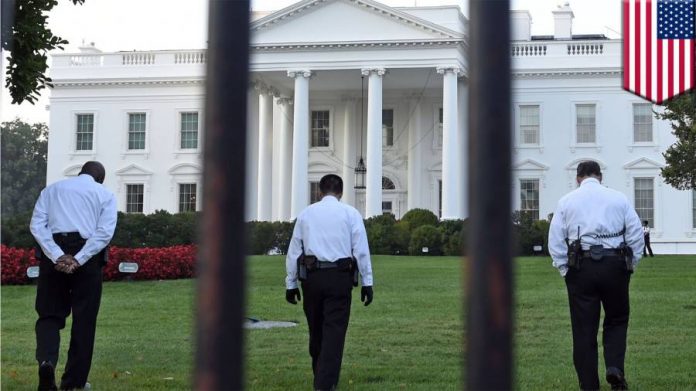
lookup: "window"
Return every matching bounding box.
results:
[128,113,146,150]
[576,104,596,143]
[382,176,395,190]
[382,201,392,214]
[311,111,330,147]
[179,183,197,212]
[438,180,442,218]
[519,105,540,145]
[310,182,321,204]
[434,108,443,148]
[76,114,94,151]
[692,190,696,229]
[126,184,144,213]
[180,112,199,149]
[633,103,653,142]
[634,178,654,227]
[383,109,394,147]
[520,179,540,220]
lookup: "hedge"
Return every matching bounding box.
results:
[1,244,196,285]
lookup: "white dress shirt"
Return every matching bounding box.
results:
[548,178,644,276]
[30,174,118,265]
[285,195,373,289]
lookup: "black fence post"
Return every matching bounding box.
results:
[195,0,250,389]
[466,0,513,390]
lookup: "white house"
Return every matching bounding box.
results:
[46,0,696,254]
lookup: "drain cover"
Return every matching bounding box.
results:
[244,319,298,329]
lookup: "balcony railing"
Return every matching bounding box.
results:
[53,50,208,68]
[511,40,614,57]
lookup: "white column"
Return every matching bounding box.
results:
[342,98,357,206]
[362,67,385,218]
[288,70,312,219]
[407,96,422,211]
[437,66,461,220]
[257,89,274,221]
[458,79,469,219]
[245,87,260,221]
[277,97,294,221]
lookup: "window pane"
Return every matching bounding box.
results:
[520,179,540,220]
[76,114,94,151]
[311,111,330,147]
[633,103,653,142]
[382,109,394,146]
[179,183,197,212]
[310,182,321,204]
[576,104,596,143]
[634,178,654,227]
[126,184,144,213]
[519,105,540,145]
[180,112,199,149]
[128,113,146,150]
[382,201,392,214]
[435,108,443,148]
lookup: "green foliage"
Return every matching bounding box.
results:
[401,208,439,232]
[109,211,199,248]
[246,221,294,255]
[512,210,548,256]
[391,220,411,255]
[0,211,35,248]
[440,219,469,256]
[1,120,48,217]
[365,213,397,255]
[408,225,443,255]
[3,0,85,104]
[656,91,696,190]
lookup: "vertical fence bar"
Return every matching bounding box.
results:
[195,0,249,389]
[466,0,512,390]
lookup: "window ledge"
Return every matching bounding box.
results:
[69,151,96,160]
[121,151,149,158]
[516,145,544,153]
[570,144,601,153]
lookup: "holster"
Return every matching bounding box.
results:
[618,242,634,273]
[297,253,308,281]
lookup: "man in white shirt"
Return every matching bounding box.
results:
[30,161,118,391]
[549,161,643,391]
[285,174,373,391]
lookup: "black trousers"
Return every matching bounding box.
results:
[564,257,631,390]
[35,234,103,389]
[643,234,654,256]
[301,267,353,390]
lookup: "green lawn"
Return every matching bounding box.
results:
[2,255,695,390]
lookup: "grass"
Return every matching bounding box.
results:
[2,255,695,390]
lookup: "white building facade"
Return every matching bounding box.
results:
[46,0,696,254]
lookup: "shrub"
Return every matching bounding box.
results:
[512,210,547,255]
[247,221,276,255]
[409,225,443,256]
[392,221,411,255]
[272,221,294,255]
[401,208,438,232]
[1,244,196,285]
[365,214,397,255]
[0,211,35,248]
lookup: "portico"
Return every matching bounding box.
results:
[246,0,468,221]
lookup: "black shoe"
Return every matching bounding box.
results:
[38,361,57,391]
[606,367,629,390]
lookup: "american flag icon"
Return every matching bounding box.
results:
[623,0,695,103]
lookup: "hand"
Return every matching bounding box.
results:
[361,286,373,306]
[286,288,301,305]
[55,255,79,274]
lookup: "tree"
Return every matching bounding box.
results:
[2,0,84,104]
[1,119,48,217]
[656,91,696,190]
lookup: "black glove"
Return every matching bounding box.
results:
[286,288,301,305]
[361,286,373,307]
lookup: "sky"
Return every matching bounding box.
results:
[0,0,622,124]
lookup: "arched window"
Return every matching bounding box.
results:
[382,176,395,190]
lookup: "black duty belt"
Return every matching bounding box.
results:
[580,248,623,259]
[305,256,352,270]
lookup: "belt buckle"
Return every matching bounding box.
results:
[589,245,604,261]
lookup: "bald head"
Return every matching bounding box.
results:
[79,161,106,184]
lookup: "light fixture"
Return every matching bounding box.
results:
[354,75,366,189]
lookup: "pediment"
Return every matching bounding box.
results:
[115,164,153,176]
[308,161,337,173]
[513,158,549,171]
[565,158,608,170]
[168,163,202,175]
[623,157,664,170]
[251,0,461,46]
[63,164,83,176]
